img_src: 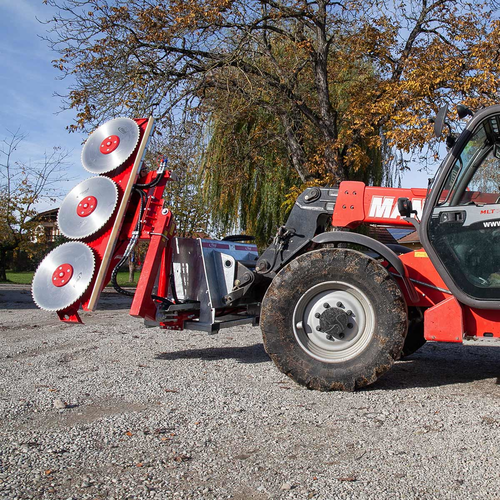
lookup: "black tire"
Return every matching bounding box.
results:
[261,248,408,391]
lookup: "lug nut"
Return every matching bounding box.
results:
[336,302,344,308]
[315,313,321,318]
[326,335,333,341]
[346,310,352,316]
[323,303,330,309]
[339,333,345,339]
[347,323,353,329]
[316,326,322,331]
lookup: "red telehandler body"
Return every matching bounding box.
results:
[32,104,500,390]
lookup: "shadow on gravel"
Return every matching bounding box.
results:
[155,343,270,364]
[156,342,500,387]
[0,287,134,310]
[371,343,500,391]
[96,290,134,310]
[0,287,37,309]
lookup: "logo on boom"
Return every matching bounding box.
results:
[368,196,425,220]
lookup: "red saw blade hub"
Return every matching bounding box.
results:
[52,264,74,287]
[77,196,98,217]
[100,135,120,154]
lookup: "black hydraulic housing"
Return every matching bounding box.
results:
[223,187,338,305]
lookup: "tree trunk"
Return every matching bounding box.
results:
[0,249,7,282]
[280,113,312,183]
[128,255,135,283]
[0,246,11,282]
[312,19,345,182]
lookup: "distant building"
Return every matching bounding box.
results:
[395,230,421,250]
[31,208,60,243]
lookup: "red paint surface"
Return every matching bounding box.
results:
[424,296,463,342]
[77,196,97,217]
[51,264,73,288]
[332,181,427,229]
[100,135,120,154]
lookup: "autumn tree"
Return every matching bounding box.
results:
[201,61,388,243]
[45,0,500,175]
[0,130,71,281]
[43,0,500,243]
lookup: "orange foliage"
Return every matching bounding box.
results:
[46,0,500,182]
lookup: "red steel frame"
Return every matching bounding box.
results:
[56,119,175,325]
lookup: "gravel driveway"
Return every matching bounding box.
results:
[1,284,500,499]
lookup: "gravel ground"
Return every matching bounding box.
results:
[1,284,500,500]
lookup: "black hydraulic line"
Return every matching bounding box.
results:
[110,187,146,297]
[134,157,167,189]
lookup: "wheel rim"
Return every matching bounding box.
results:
[293,281,375,363]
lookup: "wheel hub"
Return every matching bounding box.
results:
[318,306,349,339]
[77,196,98,217]
[293,281,375,363]
[100,135,120,154]
[51,264,74,287]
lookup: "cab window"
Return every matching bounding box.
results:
[438,125,488,205]
[459,147,500,205]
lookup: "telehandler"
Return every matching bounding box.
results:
[32,104,500,390]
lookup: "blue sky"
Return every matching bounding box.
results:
[0,1,87,192]
[0,0,432,210]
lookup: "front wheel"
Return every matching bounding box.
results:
[261,248,408,391]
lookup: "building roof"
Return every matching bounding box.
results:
[29,207,59,223]
[397,230,420,244]
[367,225,420,246]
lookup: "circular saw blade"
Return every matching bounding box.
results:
[57,176,119,239]
[32,242,95,312]
[81,117,140,174]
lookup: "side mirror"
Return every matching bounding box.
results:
[457,104,473,119]
[398,197,413,217]
[433,105,448,138]
[446,135,456,149]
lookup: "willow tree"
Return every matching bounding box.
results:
[202,106,300,244]
[201,60,385,244]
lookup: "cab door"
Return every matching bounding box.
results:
[421,106,500,308]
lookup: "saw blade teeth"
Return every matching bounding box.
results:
[31,241,96,312]
[81,117,140,174]
[57,176,119,240]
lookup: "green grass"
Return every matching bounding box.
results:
[3,271,34,284]
[111,271,139,288]
[3,270,138,287]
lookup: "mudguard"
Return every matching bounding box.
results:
[312,232,419,304]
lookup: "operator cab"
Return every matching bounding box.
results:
[421,105,500,307]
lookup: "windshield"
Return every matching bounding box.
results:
[438,124,490,205]
[438,125,488,205]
